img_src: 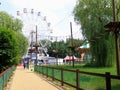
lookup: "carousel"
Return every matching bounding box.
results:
[77,43,90,62]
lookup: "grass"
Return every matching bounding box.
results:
[53,64,120,90]
[53,64,117,74]
[35,64,120,90]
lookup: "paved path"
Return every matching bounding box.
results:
[10,66,60,90]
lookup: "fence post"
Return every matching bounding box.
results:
[52,67,54,81]
[46,66,48,78]
[42,66,43,75]
[105,72,111,90]
[76,69,80,90]
[61,68,64,86]
[2,74,4,90]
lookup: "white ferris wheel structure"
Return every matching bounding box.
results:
[17,8,52,56]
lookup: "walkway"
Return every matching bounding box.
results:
[9,66,61,90]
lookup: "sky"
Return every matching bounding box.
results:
[0,0,83,41]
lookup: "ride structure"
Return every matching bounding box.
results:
[17,8,53,65]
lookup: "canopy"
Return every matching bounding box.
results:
[77,43,90,52]
[64,55,70,60]
[80,43,90,48]
[64,55,78,61]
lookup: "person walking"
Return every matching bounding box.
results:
[23,60,27,69]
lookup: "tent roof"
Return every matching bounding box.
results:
[80,43,90,49]
[64,55,78,61]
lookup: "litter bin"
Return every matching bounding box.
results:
[29,64,34,71]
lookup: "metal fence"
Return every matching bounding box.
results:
[0,66,16,90]
[34,65,120,90]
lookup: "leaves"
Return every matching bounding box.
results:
[47,39,83,58]
[0,11,28,71]
[73,0,118,67]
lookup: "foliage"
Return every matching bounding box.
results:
[12,18,23,32]
[0,11,28,71]
[0,11,13,29]
[0,11,28,56]
[73,0,120,67]
[47,39,83,58]
[0,11,23,32]
[0,28,19,71]
[15,32,28,57]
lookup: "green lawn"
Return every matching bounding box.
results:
[52,65,120,90]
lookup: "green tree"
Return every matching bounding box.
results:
[0,11,28,57]
[47,39,83,58]
[12,18,23,32]
[0,11,28,71]
[0,28,19,71]
[0,11,13,29]
[0,11,23,32]
[15,32,28,57]
[73,0,120,67]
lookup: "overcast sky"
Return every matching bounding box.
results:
[0,0,83,41]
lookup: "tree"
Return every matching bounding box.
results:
[0,11,13,29]
[0,11,28,71]
[73,0,120,67]
[0,11,28,57]
[47,39,83,58]
[15,32,28,57]
[0,11,23,32]
[12,18,23,32]
[0,28,19,71]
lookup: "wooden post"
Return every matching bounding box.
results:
[112,0,117,21]
[112,0,120,75]
[42,66,43,75]
[46,66,48,78]
[61,68,64,86]
[105,72,111,90]
[55,37,58,66]
[52,67,54,81]
[76,69,80,90]
[70,22,75,68]
[30,31,34,65]
[2,74,4,90]
[35,25,38,65]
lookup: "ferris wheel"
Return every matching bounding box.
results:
[17,8,52,56]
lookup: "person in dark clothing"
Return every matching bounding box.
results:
[23,60,27,69]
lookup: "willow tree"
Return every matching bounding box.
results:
[73,0,120,67]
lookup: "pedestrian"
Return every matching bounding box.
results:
[23,60,27,69]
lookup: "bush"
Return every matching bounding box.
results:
[0,28,20,71]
